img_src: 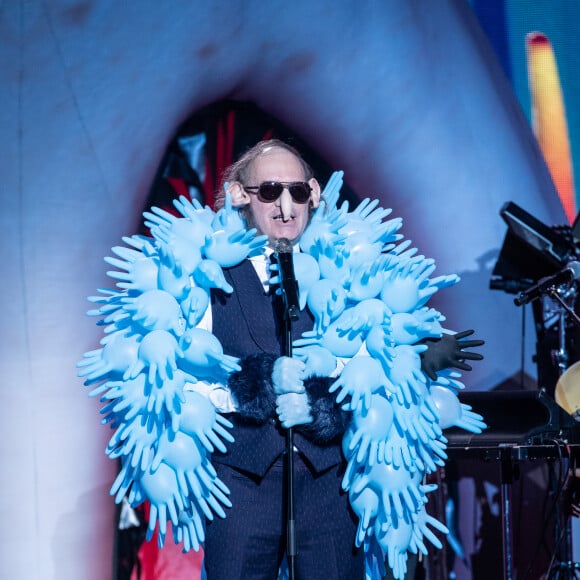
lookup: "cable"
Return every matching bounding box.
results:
[543,441,574,579]
[522,441,568,579]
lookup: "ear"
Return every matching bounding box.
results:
[308,178,321,209]
[229,181,251,207]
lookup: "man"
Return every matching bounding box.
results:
[203,140,363,578]
[84,138,483,580]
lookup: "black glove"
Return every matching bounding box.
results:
[419,329,484,381]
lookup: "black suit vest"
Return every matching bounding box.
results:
[210,258,344,477]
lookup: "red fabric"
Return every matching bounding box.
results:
[206,109,236,209]
[166,177,190,199]
[130,522,203,580]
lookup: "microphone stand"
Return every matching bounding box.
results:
[282,312,297,580]
[274,238,299,580]
[274,238,300,580]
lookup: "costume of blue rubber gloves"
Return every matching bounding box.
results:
[296,173,485,579]
[78,193,266,553]
[78,174,485,580]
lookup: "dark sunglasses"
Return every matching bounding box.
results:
[243,181,312,204]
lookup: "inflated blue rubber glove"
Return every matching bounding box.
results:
[110,458,139,504]
[145,369,190,428]
[172,194,210,222]
[341,232,383,270]
[77,330,141,383]
[341,197,397,243]
[210,190,244,229]
[272,356,306,395]
[304,278,347,335]
[349,485,380,547]
[382,426,417,471]
[348,258,387,302]
[294,318,364,358]
[86,288,125,318]
[329,356,392,412]
[351,462,424,520]
[124,330,183,385]
[145,209,208,276]
[292,344,337,379]
[190,476,232,523]
[299,171,348,254]
[429,384,486,433]
[173,508,205,552]
[121,289,183,334]
[376,515,413,580]
[180,285,210,328]
[380,255,458,314]
[313,237,351,285]
[390,309,443,345]
[179,327,241,374]
[158,262,190,302]
[144,204,211,246]
[341,426,364,491]
[339,198,401,267]
[193,259,233,293]
[409,504,449,556]
[334,298,391,335]
[97,374,149,426]
[390,391,442,445]
[99,373,177,435]
[179,390,234,453]
[319,170,344,214]
[430,369,465,392]
[139,462,185,542]
[365,323,395,373]
[107,415,161,471]
[151,430,232,520]
[276,393,312,428]
[105,245,159,293]
[347,393,395,465]
[204,228,268,268]
[121,233,157,258]
[385,344,428,405]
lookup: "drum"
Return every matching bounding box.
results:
[555,361,580,420]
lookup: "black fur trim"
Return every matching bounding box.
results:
[227,353,278,424]
[298,376,350,443]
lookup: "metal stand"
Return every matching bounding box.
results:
[546,286,580,579]
[550,455,579,579]
[496,444,577,580]
[274,240,300,580]
[499,445,518,580]
[283,316,297,580]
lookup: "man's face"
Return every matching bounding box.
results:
[231,147,320,245]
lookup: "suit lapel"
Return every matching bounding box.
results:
[225,259,282,353]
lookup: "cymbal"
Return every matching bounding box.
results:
[555,360,580,419]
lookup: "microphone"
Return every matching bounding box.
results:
[514,261,580,306]
[489,277,534,294]
[274,238,300,321]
